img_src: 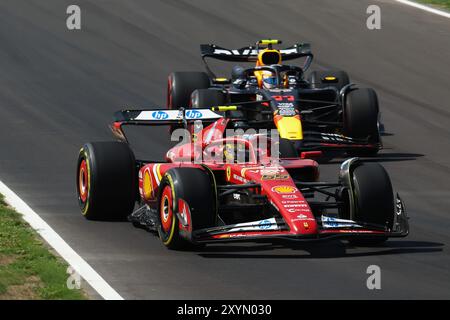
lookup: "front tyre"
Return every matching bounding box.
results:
[348,162,394,246]
[157,168,216,250]
[343,88,380,156]
[158,180,181,249]
[77,142,137,220]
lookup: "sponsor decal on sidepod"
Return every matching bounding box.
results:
[272,185,297,194]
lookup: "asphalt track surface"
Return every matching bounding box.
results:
[0,0,449,299]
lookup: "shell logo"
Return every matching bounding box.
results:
[272,185,297,194]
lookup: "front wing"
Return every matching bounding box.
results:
[296,131,381,153]
[193,225,408,244]
[192,194,408,244]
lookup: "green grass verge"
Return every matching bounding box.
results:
[415,0,450,10]
[0,195,87,300]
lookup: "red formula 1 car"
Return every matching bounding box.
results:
[76,107,408,249]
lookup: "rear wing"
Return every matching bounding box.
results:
[200,43,313,62]
[114,108,223,123]
[111,108,226,142]
[200,42,313,78]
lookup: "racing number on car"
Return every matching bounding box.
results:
[272,95,294,102]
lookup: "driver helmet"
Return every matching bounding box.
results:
[262,73,279,89]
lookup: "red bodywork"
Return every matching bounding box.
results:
[134,118,386,243]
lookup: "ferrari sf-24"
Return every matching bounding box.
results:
[76,107,408,249]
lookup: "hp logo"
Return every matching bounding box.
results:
[186,110,202,119]
[152,111,169,120]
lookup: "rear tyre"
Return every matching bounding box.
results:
[167,72,210,110]
[348,163,394,246]
[343,88,380,156]
[168,72,210,133]
[190,89,227,109]
[77,142,136,221]
[191,88,238,119]
[157,168,216,250]
[309,70,350,91]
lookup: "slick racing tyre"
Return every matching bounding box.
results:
[308,70,350,91]
[343,88,380,156]
[167,72,210,133]
[77,142,137,220]
[349,162,394,246]
[190,88,227,109]
[167,72,210,110]
[191,88,237,119]
[157,168,216,250]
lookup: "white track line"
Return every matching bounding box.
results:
[0,180,123,300]
[394,0,450,18]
